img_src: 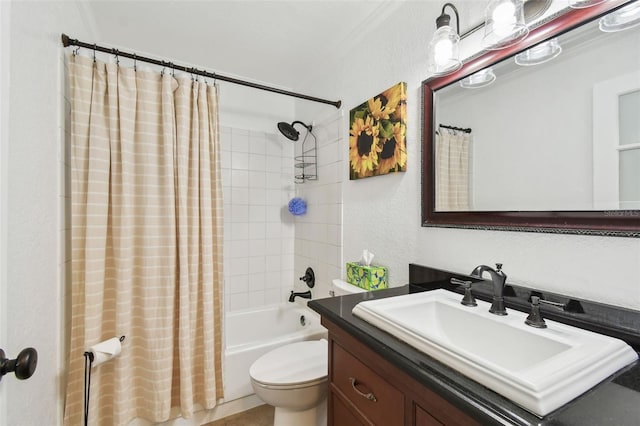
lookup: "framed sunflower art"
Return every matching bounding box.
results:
[349,81,407,180]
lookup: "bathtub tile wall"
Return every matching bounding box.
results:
[294,113,344,299]
[222,126,296,312]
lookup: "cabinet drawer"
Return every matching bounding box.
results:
[331,391,367,426]
[415,403,445,426]
[331,341,404,426]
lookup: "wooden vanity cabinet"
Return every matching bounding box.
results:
[324,317,479,426]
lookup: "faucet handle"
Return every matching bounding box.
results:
[525,296,547,328]
[451,278,477,307]
[495,263,503,271]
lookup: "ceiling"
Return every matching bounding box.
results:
[78,1,496,91]
[79,0,412,89]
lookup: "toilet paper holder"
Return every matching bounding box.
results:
[0,347,38,382]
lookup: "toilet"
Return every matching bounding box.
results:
[249,279,366,426]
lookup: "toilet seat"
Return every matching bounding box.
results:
[250,339,328,388]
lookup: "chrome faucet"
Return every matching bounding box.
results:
[288,290,312,303]
[471,263,508,315]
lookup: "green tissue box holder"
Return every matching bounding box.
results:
[346,262,388,291]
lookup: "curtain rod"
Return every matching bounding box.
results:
[439,124,471,133]
[61,34,342,109]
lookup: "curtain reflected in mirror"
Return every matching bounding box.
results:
[435,126,471,211]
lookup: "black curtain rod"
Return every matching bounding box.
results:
[439,124,472,133]
[61,34,342,109]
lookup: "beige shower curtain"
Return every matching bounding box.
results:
[64,54,224,425]
[435,127,471,211]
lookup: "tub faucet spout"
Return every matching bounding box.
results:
[289,290,312,303]
[471,263,508,315]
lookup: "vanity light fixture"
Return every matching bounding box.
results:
[515,37,562,66]
[482,0,529,50]
[599,1,640,32]
[569,0,607,9]
[427,3,462,76]
[459,67,497,88]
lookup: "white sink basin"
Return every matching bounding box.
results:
[352,289,638,416]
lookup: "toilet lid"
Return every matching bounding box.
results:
[250,339,328,386]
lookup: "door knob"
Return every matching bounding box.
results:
[0,347,38,381]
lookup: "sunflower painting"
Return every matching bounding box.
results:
[349,82,407,180]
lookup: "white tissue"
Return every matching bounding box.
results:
[87,337,122,367]
[359,249,375,266]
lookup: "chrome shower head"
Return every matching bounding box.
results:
[277,120,312,142]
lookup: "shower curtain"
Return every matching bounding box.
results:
[435,127,471,211]
[64,55,224,425]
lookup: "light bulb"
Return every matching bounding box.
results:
[492,1,515,21]
[434,38,453,66]
[492,1,517,36]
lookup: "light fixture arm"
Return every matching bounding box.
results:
[437,3,460,35]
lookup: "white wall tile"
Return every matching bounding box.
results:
[249,187,267,205]
[264,288,282,305]
[248,274,265,292]
[249,154,266,172]
[233,188,250,205]
[249,222,266,239]
[231,222,249,240]
[265,189,282,205]
[249,131,267,155]
[231,204,249,222]
[231,169,249,187]
[227,275,249,294]
[264,271,282,289]
[266,155,282,173]
[249,205,266,222]
[229,240,250,258]
[249,239,266,257]
[249,257,266,275]
[231,152,249,170]
[228,293,250,311]
[292,115,345,293]
[231,128,250,153]
[221,150,232,168]
[248,291,265,308]
[228,258,249,276]
[223,127,296,312]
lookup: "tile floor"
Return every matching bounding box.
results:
[206,404,274,426]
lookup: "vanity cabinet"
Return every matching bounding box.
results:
[325,317,479,426]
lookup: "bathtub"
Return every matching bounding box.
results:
[223,303,328,402]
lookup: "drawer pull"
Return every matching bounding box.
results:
[349,377,377,402]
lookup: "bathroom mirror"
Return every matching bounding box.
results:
[422,0,640,237]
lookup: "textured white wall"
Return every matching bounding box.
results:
[295,1,640,310]
[3,2,94,424]
[0,2,10,425]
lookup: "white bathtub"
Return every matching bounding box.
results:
[223,303,328,402]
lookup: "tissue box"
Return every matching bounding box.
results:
[346,262,388,291]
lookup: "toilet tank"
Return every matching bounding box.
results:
[331,279,367,296]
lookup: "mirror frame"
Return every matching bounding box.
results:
[422,0,640,237]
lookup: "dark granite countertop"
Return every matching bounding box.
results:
[309,266,640,426]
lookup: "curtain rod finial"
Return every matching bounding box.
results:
[61,34,70,47]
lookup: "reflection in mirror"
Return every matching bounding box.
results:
[434,8,639,213]
[422,0,640,236]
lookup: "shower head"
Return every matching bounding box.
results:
[277,121,312,142]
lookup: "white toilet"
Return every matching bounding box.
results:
[249,279,366,426]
